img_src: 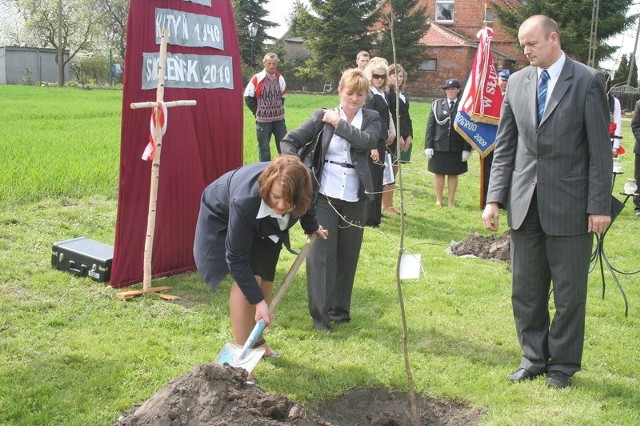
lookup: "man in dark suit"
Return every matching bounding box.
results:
[631,100,640,215]
[482,15,612,388]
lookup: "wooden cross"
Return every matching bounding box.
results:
[116,28,196,301]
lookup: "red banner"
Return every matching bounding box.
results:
[454,27,502,159]
[460,28,502,125]
[110,0,243,287]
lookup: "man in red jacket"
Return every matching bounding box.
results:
[244,53,287,162]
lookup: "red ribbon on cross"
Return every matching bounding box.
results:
[142,102,168,161]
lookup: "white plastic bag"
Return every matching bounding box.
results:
[383,152,395,185]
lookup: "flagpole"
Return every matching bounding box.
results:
[479,1,488,209]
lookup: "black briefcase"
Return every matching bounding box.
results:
[51,237,113,282]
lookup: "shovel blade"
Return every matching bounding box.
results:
[213,342,265,373]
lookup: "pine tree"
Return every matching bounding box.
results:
[492,0,637,67]
[297,0,380,81]
[287,0,308,37]
[613,54,629,86]
[374,0,430,71]
[232,0,278,69]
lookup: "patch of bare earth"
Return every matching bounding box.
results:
[114,363,482,426]
[450,231,510,262]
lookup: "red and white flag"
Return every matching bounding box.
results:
[454,27,503,158]
[460,27,502,125]
[142,102,168,161]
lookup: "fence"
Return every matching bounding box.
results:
[611,84,640,114]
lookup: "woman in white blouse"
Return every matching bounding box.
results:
[280,68,381,331]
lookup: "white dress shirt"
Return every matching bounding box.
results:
[319,107,363,202]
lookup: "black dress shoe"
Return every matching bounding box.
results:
[508,368,545,382]
[312,320,333,332]
[546,371,571,388]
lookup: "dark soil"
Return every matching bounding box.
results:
[114,363,482,426]
[450,231,510,262]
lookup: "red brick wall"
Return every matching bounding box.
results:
[404,0,527,99]
[408,47,475,98]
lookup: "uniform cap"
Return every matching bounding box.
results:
[442,79,461,89]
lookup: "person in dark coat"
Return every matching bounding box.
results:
[281,68,380,331]
[193,155,326,357]
[385,63,414,215]
[482,15,612,389]
[629,99,640,215]
[363,58,394,225]
[425,78,472,207]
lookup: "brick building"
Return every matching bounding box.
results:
[379,0,528,98]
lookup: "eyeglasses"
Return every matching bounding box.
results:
[372,73,386,80]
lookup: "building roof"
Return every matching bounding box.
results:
[283,36,305,44]
[421,22,515,61]
[420,21,470,47]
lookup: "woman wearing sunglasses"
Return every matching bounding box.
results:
[363,58,395,227]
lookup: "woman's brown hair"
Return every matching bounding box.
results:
[258,155,313,217]
[388,63,407,92]
[338,68,369,96]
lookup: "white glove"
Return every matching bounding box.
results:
[425,148,434,159]
[461,151,470,162]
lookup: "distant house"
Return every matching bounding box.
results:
[378,0,527,98]
[0,46,70,84]
[281,31,313,61]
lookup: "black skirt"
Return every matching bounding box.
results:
[428,151,468,175]
[250,236,282,282]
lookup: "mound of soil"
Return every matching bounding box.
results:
[450,231,510,262]
[114,363,482,426]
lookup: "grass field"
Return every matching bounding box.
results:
[0,85,639,425]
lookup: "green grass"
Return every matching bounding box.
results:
[0,85,639,425]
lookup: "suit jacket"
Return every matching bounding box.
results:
[364,91,391,156]
[193,162,319,304]
[388,90,413,139]
[486,56,612,235]
[280,108,381,200]
[425,98,470,152]
[630,100,640,154]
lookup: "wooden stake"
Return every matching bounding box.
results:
[116,28,196,301]
[479,155,486,209]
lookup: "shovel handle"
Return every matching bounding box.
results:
[237,232,323,360]
[240,319,267,359]
[269,233,321,314]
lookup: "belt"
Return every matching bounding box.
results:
[325,160,355,169]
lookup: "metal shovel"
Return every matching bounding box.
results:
[213,233,321,373]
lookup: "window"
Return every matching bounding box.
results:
[418,59,437,71]
[485,9,493,23]
[435,1,454,23]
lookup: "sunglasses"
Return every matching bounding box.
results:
[372,73,386,80]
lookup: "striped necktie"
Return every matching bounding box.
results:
[537,70,550,125]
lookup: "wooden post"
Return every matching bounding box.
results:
[116,29,196,301]
[479,156,487,209]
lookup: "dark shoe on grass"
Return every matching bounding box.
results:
[508,368,545,382]
[546,371,571,389]
[313,320,333,332]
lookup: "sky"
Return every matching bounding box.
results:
[602,12,640,74]
[265,0,309,39]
